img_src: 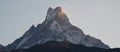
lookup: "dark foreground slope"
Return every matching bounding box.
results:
[10,41,120,52]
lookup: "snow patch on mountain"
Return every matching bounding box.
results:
[16,32,31,48]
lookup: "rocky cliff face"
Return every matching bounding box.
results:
[6,7,109,50]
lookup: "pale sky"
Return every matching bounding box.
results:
[0,0,120,48]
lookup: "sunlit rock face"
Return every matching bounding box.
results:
[44,7,69,26]
[6,7,109,50]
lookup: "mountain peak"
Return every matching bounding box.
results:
[44,7,69,25]
[55,7,65,17]
[7,7,110,50]
[47,7,53,14]
[55,7,62,10]
[47,7,64,14]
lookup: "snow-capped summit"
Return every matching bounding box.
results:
[6,7,109,50]
[47,7,65,17]
[44,7,69,25]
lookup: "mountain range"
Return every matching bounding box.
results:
[0,7,120,52]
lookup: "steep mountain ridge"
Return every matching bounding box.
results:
[6,7,109,50]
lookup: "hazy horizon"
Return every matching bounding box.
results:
[0,0,120,48]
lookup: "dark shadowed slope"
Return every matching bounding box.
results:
[10,41,120,52]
